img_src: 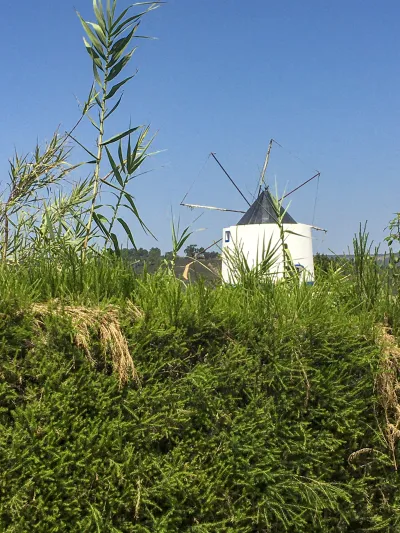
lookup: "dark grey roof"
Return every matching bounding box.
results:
[237,189,296,225]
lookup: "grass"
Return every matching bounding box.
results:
[1,228,400,531]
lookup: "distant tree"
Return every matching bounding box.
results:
[184,244,199,258]
[204,251,220,260]
[136,248,149,260]
[148,247,161,260]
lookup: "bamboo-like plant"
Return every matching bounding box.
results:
[0,0,160,263]
[0,132,80,261]
[164,215,193,274]
[269,190,298,279]
[76,0,160,257]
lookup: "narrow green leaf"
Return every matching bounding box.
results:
[109,25,139,67]
[100,178,124,192]
[128,153,146,176]
[101,126,140,146]
[96,203,115,210]
[117,217,136,248]
[67,133,98,161]
[104,94,123,119]
[87,114,101,132]
[77,11,106,59]
[93,63,103,87]
[83,37,104,71]
[178,232,191,251]
[87,21,107,47]
[106,0,112,27]
[123,192,155,238]
[93,212,110,237]
[110,232,121,254]
[110,24,138,55]
[105,76,133,100]
[106,49,136,82]
[112,4,160,37]
[105,146,124,187]
[112,0,117,20]
[127,126,151,174]
[112,15,143,39]
[44,207,56,240]
[118,140,126,172]
[93,0,107,33]
[126,134,132,174]
[134,35,158,40]
[82,83,98,115]
[111,6,132,32]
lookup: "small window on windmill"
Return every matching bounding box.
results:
[225,231,231,243]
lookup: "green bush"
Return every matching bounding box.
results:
[1,261,400,532]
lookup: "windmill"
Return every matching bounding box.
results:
[181,139,325,283]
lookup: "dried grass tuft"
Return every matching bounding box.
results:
[32,302,139,386]
[183,261,194,281]
[376,321,400,470]
[126,300,144,320]
[348,448,373,464]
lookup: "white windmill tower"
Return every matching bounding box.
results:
[221,187,315,284]
[181,139,325,284]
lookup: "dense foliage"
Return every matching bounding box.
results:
[1,247,400,532]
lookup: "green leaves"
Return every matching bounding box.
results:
[112,3,160,37]
[107,49,136,82]
[117,217,136,247]
[105,146,123,188]
[1,0,162,263]
[104,94,123,119]
[122,191,154,237]
[83,37,104,71]
[101,126,141,147]
[105,76,134,100]
[93,0,107,33]
[102,128,156,251]
[77,11,106,60]
[109,25,139,67]
[87,21,107,47]
[93,211,110,236]
[76,0,160,256]
[67,133,98,161]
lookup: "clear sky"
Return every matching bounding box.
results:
[1,0,399,254]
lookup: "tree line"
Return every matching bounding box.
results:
[121,245,220,266]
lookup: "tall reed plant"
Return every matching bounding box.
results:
[0,0,160,264]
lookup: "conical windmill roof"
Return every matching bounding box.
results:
[237,189,296,225]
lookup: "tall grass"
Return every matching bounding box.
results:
[0,0,160,264]
[2,236,400,531]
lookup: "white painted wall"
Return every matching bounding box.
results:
[222,223,314,283]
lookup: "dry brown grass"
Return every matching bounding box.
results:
[348,448,373,464]
[32,301,141,386]
[376,321,400,470]
[182,261,195,280]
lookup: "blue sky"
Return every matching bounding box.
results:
[1,0,399,254]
